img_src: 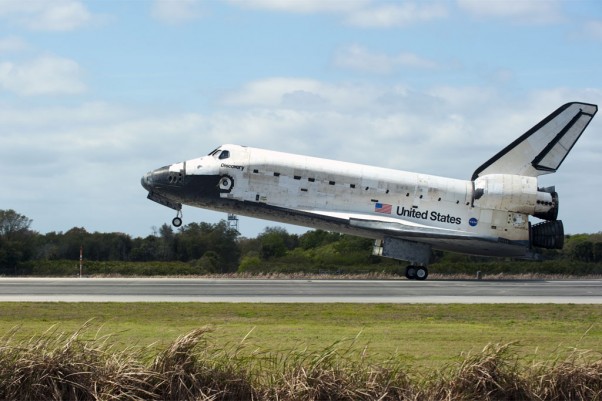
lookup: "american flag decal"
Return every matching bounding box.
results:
[374,202,392,214]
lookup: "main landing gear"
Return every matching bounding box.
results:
[405,265,428,281]
[172,209,183,227]
[373,237,431,280]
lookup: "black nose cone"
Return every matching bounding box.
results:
[141,171,152,191]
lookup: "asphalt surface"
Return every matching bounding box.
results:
[0,278,600,303]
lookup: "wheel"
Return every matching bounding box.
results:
[415,266,428,281]
[405,266,417,280]
[219,175,234,192]
[172,217,182,227]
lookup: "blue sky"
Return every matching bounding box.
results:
[1,0,601,238]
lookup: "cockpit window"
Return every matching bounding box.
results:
[208,147,231,159]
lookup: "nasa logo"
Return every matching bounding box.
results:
[469,218,478,227]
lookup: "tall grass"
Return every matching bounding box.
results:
[0,326,599,400]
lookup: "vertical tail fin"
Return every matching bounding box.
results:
[472,102,597,180]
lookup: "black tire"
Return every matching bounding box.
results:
[415,266,428,281]
[172,217,183,227]
[405,266,417,280]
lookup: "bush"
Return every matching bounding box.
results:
[21,260,199,277]
[238,255,262,273]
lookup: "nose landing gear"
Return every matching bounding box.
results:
[172,209,183,228]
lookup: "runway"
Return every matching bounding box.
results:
[0,278,600,303]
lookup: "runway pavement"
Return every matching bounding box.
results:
[0,278,600,303]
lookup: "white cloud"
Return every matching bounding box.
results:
[344,2,447,28]
[334,44,439,74]
[220,78,325,108]
[334,45,392,74]
[219,77,419,114]
[0,102,132,130]
[457,0,564,24]
[0,0,92,31]
[583,20,602,41]
[226,0,447,28]
[151,0,204,24]
[225,0,370,14]
[0,55,86,96]
[0,36,28,54]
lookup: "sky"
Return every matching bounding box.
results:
[1,0,601,239]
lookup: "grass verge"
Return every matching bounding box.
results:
[0,324,599,400]
[0,303,599,368]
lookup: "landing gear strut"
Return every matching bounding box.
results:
[405,265,428,281]
[172,209,183,227]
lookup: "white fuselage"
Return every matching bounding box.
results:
[166,144,542,256]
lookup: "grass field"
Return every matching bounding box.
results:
[0,303,599,368]
[0,303,600,400]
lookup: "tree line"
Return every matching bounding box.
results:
[1,209,601,276]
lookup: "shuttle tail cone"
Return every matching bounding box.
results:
[534,189,559,221]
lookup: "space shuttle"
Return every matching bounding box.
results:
[141,102,597,280]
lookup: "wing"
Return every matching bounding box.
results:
[299,209,531,257]
[305,207,507,240]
